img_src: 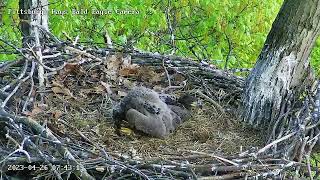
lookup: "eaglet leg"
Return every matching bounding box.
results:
[126,108,167,138]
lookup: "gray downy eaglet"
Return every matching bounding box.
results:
[113,87,194,138]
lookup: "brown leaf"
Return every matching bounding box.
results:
[118,55,139,77]
[106,55,122,71]
[119,66,139,77]
[52,110,63,119]
[64,63,80,73]
[30,107,42,117]
[52,86,75,99]
[105,55,123,80]
[24,104,43,117]
[137,66,162,83]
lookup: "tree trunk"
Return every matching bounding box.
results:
[19,0,49,89]
[242,0,320,127]
[19,0,49,43]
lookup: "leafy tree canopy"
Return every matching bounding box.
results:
[1,0,319,75]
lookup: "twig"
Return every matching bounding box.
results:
[22,61,36,113]
[180,150,238,166]
[1,76,30,108]
[1,59,28,92]
[257,132,296,155]
[224,33,232,70]
[165,0,176,55]
[162,59,172,87]
[0,136,31,164]
[0,109,95,180]
[65,46,104,62]
[32,24,45,92]
[194,90,224,114]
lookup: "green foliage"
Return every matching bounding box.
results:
[46,0,284,69]
[311,38,320,77]
[0,0,20,60]
[2,0,320,76]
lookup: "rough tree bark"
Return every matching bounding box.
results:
[19,0,49,42]
[243,0,320,127]
[19,0,49,90]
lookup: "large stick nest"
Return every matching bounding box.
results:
[0,29,320,179]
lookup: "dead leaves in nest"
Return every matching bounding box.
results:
[46,53,187,108]
[136,66,162,84]
[58,63,85,80]
[104,54,169,85]
[23,103,44,118]
[118,55,139,77]
[78,81,113,97]
[51,79,114,100]
[51,80,76,99]
[105,54,139,81]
